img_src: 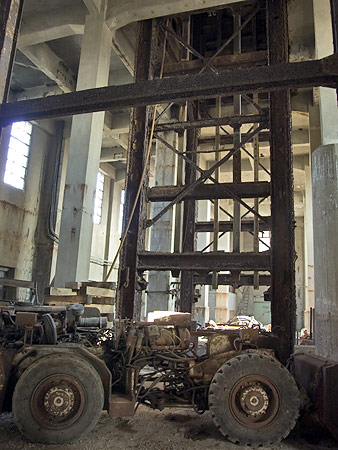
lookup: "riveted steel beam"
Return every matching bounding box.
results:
[0,55,337,126]
[137,251,271,272]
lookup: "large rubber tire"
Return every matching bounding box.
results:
[12,354,104,444]
[209,353,300,446]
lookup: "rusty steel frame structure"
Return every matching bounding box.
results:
[0,0,338,361]
[0,55,337,125]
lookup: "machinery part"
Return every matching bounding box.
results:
[12,354,104,444]
[78,317,108,328]
[290,352,338,441]
[209,353,299,446]
[69,303,85,320]
[42,314,57,345]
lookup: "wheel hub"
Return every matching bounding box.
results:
[239,385,269,416]
[230,374,280,429]
[31,374,85,429]
[44,385,75,417]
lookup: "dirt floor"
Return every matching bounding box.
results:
[1,407,337,450]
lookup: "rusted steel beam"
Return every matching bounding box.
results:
[0,0,24,102]
[148,181,270,202]
[179,103,197,313]
[163,50,268,76]
[137,251,271,272]
[195,218,271,233]
[155,114,266,133]
[331,0,338,53]
[199,131,270,147]
[194,273,271,286]
[1,55,337,126]
[118,20,154,320]
[268,0,295,364]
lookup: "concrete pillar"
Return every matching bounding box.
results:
[55,7,112,285]
[195,199,210,326]
[147,131,176,314]
[312,144,338,359]
[214,200,231,323]
[295,217,305,331]
[311,0,338,360]
[304,164,315,330]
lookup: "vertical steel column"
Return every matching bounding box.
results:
[180,103,198,313]
[118,20,153,319]
[253,94,260,289]
[0,0,24,103]
[212,97,221,289]
[268,0,295,363]
[331,0,338,53]
[173,107,186,257]
[232,13,242,282]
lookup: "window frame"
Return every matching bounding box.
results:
[3,121,33,191]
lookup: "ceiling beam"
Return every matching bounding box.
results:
[100,147,127,162]
[1,54,337,125]
[106,0,246,30]
[19,43,76,93]
[83,0,103,15]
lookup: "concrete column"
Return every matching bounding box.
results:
[311,0,338,360]
[312,144,338,359]
[55,8,112,285]
[195,199,210,326]
[147,131,176,314]
[295,217,305,331]
[304,164,315,330]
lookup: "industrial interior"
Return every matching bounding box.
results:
[0,0,338,448]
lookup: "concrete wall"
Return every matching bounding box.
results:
[0,120,58,293]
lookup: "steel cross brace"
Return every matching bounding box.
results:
[162,25,218,74]
[147,122,267,228]
[153,131,270,224]
[200,1,263,73]
[154,132,234,220]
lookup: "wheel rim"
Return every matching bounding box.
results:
[229,374,280,429]
[31,375,86,429]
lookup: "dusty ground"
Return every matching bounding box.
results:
[1,407,337,450]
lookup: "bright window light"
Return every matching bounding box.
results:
[93,172,105,224]
[259,230,270,252]
[118,189,125,235]
[4,121,32,190]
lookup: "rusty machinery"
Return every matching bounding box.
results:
[0,301,300,445]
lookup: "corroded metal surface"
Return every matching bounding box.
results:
[268,0,296,364]
[118,19,154,320]
[148,182,271,202]
[1,55,338,126]
[137,251,271,272]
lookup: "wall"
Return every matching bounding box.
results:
[0,119,58,296]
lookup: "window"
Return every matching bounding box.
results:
[259,231,270,252]
[118,189,125,235]
[93,172,104,224]
[4,121,32,190]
